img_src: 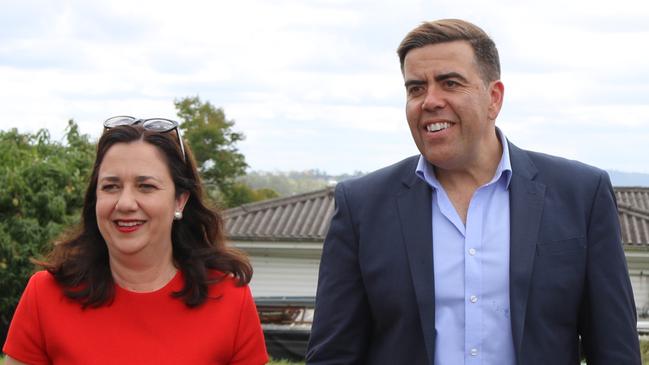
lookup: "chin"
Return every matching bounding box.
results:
[421,154,447,167]
[113,246,145,256]
[106,238,149,256]
[422,146,458,165]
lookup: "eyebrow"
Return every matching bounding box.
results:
[98,176,161,183]
[435,72,469,83]
[404,79,426,88]
[404,72,469,89]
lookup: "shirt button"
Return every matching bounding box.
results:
[468,248,476,256]
[470,295,478,303]
[470,348,479,356]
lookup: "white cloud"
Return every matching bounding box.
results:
[0,0,648,174]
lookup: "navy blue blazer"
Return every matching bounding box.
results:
[306,141,640,365]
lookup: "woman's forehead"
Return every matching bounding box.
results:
[98,141,171,180]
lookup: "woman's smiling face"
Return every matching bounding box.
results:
[95,140,187,261]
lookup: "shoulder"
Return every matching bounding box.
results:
[3,272,60,365]
[29,270,55,283]
[24,270,60,295]
[529,150,603,178]
[511,142,608,187]
[510,143,612,205]
[327,156,422,223]
[337,155,419,197]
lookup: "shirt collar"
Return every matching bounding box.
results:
[415,127,512,190]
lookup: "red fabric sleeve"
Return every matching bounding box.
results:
[3,272,51,365]
[229,285,268,365]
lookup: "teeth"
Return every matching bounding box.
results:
[426,122,451,132]
[116,221,143,227]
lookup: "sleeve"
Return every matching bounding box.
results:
[580,171,641,364]
[306,182,371,364]
[229,285,269,365]
[2,272,51,365]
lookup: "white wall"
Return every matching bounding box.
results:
[632,274,649,317]
[249,255,320,298]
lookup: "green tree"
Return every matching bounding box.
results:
[0,120,95,346]
[224,182,280,208]
[174,96,248,206]
[174,96,278,207]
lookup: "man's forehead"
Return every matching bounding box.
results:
[402,42,477,78]
[404,41,474,63]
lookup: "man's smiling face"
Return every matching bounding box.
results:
[403,41,503,171]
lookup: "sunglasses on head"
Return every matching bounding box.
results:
[103,116,186,162]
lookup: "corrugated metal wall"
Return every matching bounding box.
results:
[249,256,320,297]
[632,275,649,316]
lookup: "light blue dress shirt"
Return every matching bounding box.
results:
[415,129,515,365]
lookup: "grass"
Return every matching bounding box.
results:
[268,359,304,365]
[267,339,649,365]
[640,338,649,365]
[5,345,649,365]
[0,356,299,365]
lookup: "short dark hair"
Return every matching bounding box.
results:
[397,19,501,83]
[40,124,252,308]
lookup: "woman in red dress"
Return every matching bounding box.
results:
[3,117,268,365]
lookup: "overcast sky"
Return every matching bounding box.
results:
[1,0,648,174]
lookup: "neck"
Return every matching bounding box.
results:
[436,129,503,190]
[110,255,177,293]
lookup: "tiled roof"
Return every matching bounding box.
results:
[615,188,649,247]
[616,187,649,211]
[619,205,649,247]
[224,186,649,246]
[224,187,335,242]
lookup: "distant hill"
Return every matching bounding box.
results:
[239,170,364,197]
[240,169,649,198]
[608,170,649,187]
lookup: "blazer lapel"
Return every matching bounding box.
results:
[508,142,546,361]
[397,173,435,365]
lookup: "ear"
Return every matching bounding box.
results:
[487,80,505,120]
[175,191,190,213]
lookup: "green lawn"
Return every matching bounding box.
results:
[7,347,649,365]
[268,359,304,365]
[0,356,300,365]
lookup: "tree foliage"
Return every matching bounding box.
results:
[0,120,95,346]
[174,96,250,207]
[225,183,279,208]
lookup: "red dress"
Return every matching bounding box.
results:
[3,270,268,365]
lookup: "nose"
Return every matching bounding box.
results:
[114,187,138,212]
[421,86,446,112]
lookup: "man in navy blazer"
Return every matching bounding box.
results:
[306,19,640,364]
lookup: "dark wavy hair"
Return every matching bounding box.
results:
[397,19,501,83]
[39,124,252,308]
